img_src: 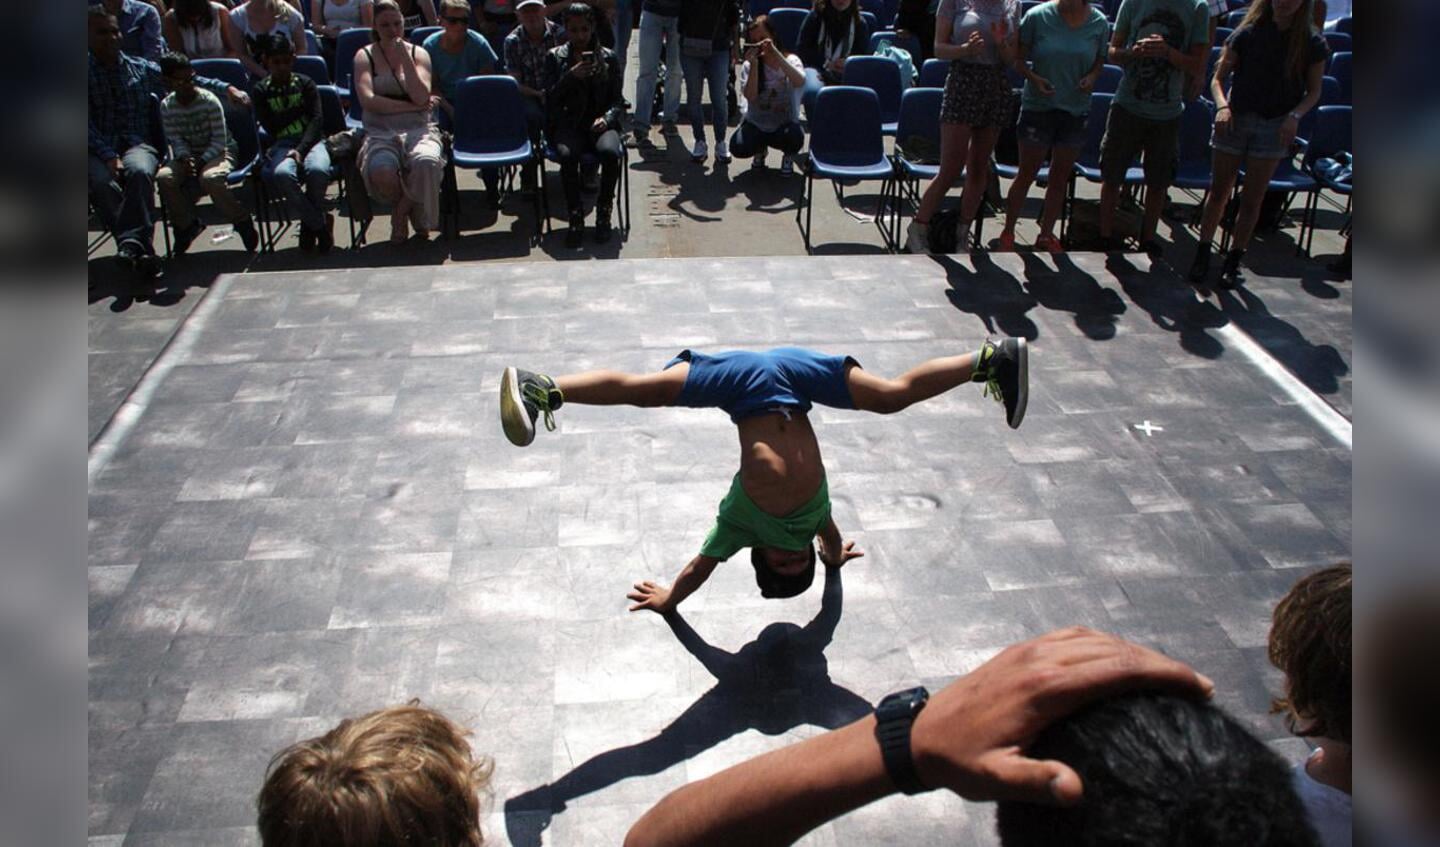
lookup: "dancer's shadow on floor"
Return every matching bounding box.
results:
[504,567,870,847]
[931,252,1040,340]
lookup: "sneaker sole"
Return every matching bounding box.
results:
[1009,338,1029,430]
[500,367,535,447]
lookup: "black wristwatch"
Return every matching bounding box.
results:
[874,686,930,795]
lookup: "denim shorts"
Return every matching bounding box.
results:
[1210,111,1290,160]
[1016,108,1089,150]
[664,348,859,423]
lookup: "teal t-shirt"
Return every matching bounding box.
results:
[423,30,498,103]
[1112,0,1208,120]
[1020,2,1110,116]
[699,474,831,561]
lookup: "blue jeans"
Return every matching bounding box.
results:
[729,120,805,158]
[88,143,160,250]
[613,0,634,78]
[682,51,730,144]
[633,10,681,127]
[262,141,332,231]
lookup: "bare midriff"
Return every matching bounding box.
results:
[736,411,825,517]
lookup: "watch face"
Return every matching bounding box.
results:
[879,686,929,719]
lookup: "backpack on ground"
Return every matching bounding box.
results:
[927,207,964,253]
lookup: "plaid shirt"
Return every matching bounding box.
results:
[504,20,562,95]
[88,52,230,162]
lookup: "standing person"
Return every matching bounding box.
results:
[1187,0,1326,287]
[631,0,684,145]
[354,0,445,242]
[163,0,242,60]
[310,0,375,68]
[423,0,502,205]
[154,52,261,254]
[89,5,250,281]
[795,0,871,117]
[504,0,562,193]
[612,0,634,78]
[227,0,308,77]
[254,34,334,251]
[680,0,740,163]
[544,3,626,246]
[903,0,1020,254]
[729,15,807,176]
[995,0,1109,252]
[397,0,439,27]
[1093,0,1208,254]
[498,339,1027,611]
[101,0,164,61]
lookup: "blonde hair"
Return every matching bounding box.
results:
[439,0,472,16]
[257,702,494,847]
[1237,0,1319,83]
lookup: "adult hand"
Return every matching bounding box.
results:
[226,86,251,108]
[910,627,1215,806]
[818,539,864,568]
[1214,103,1233,135]
[826,54,845,74]
[762,38,781,61]
[1032,75,1055,96]
[1134,34,1168,59]
[962,30,985,58]
[108,157,123,178]
[627,580,673,614]
[287,148,302,163]
[1077,71,1095,93]
[592,116,609,134]
[1279,113,1299,148]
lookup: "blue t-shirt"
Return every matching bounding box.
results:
[1020,2,1110,116]
[1112,0,1209,120]
[422,30,498,103]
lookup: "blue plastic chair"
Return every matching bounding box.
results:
[410,25,442,44]
[1094,63,1123,94]
[193,57,250,90]
[1327,51,1350,102]
[842,55,903,134]
[1213,25,1233,46]
[1331,15,1351,35]
[859,0,893,29]
[1296,75,1341,142]
[1225,8,1248,28]
[334,27,373,98]
[767,7,808,53]
[797,86,895,251]
[1206,45,1222,84]
[749,0,781,17]
[1173,97,1216,239]
[449,75,542,240]
[868,29,922,65]
[887,86,942,245]
[1323,31,1351,55]
[294,54,331,84]
[305,28,322,56]
[860,10,878,38]
[918,58,946,88]
[1296,104,1351,255]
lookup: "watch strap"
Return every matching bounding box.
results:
[875,687,929,795]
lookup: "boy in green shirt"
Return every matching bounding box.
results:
[499,339,1029,613]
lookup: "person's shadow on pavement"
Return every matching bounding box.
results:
[503,566,871,847]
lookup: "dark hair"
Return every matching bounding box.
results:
[173,0,216,29]
[88,4,115,23]
[158,51,192,75]
[750,544,817,599]
[258,31,295,59]
[1269,563,1351,744]
[996,694,1319,847]
[564,2,596,24]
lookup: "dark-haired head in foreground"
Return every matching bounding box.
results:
[997,693,1319,847]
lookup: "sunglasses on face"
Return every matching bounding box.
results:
[444,16,469,23]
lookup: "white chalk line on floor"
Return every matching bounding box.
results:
[1215,321,1352,451]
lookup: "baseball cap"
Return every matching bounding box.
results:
[516,0,545,9]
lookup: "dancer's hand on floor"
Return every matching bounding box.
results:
[627,580,673,614]
[819,539,863,568]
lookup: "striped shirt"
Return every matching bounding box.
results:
[161,87,237,163]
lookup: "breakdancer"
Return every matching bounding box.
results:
[500,339,1027,612]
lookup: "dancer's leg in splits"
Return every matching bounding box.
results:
[500,340,1028,612]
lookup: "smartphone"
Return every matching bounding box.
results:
[582,51,597,64]
[742,41,762,50]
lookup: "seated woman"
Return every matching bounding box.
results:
[729,15,807,177]
[355,0,446,242]
[543,2,626,248]
[795,0,871,118]
[163,0,242,60]
[227,0,308,77]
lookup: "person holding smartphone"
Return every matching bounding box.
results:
[543,2,626,246]
[729,15,807,176]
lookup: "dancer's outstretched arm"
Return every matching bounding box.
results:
[627,554,720,615]
[816,516,863,568]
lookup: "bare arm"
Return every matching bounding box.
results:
[1208,42,1235,111]
[416,0,438,24]
[816,515,862,568]
[217,9,242,60]
[400,44,434,105]
[627,554,721,615]
[625,628,1216,847]
[355,47,425,114]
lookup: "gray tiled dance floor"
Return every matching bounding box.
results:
[89,254,1351,846]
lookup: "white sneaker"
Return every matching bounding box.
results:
[691,139,708,162]
[754,149,769,170]
[715,140,730,162]
[779,154,794,177]
[905,220,930,254]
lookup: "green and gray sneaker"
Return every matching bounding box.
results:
[972,338,1028,429]
[500,367,564,446]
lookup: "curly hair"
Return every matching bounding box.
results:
[1268,563,1352,744]
[257,702,494,847]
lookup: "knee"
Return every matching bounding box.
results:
[200,171,228,192]
[368,166,401,199]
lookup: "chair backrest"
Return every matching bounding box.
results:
[772,0,809,7]
[1213,25,1232,46]
[810,85,885,166]
[1304,104,1351,169]
[842,55,903,125]
[1323,31,1351,55]
[305,29,322,56]
[1206,45,1222,81]
[453,75,530,154]
[1102,0,1122,19]
[919,57,947,88]
[1225,8,1248,28]
[334,27,374,91]
[1177,96,1213,170]
[1332,15,1351,35]
[859,0,892,29]
[410,25,442,45]
[1094,63,1123,93]
[1076,91,1113,169]
[294,54,331,84]
[859,10,878,39]
[1020,0,1042,16]
[193,57,250,90]
[224,100,261,168]
[1327,50,1350,103]
[768,8,808,53]
[749,0,781,17]
[869,29,921,63]
[1297,74,1341,141]
[317,84,347,135]
[894,85,942,161]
